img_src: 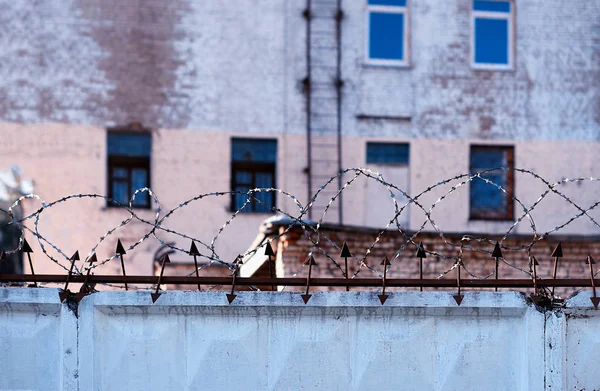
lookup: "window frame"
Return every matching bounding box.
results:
[230,138,277,214]
[469,145,515,221]
[470,0,515,71]
[365,141,410,166]
[365,0,411,67]
[106,130,152,209]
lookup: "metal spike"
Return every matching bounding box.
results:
[530,295,548,306]
[227,257,241,305]
[189,241,200,256]
[340,242,352,258]
[551,242,563,258]
[116,239,126,255]
[151,255,170,304]
[264,241,275,257]
[380,256,391,266]
[117,241,128,291]
[59,290,69,302]
[531,255,540,298]
[491,242,503,258]
[24,244,37,287]
[151,293,161,303]
[453,295,464,306]
[492,242,502,292]
[340,242,351,291]
[21,239,33,253]
[415,243,426,292]
[190,241,202,291]
[380,255,390,304]
[586,255,599,310]
[454,261,463,306]
[60,250,80,301]
[76,252,98,301]
[415,242,427,258]
[73,292,86,303]
[306,255,317,266]
[265,241,276,291]
[302,254,316,304]
[551,242,563,297]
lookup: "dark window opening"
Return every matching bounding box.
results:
[231,138,277,213]
[469,145,514,220]
[366,142,410,165]
[107,131,151,208]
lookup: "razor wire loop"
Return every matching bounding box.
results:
[1,167,600,291]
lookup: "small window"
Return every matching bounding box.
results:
[107,131,151,208]
[471,0,514,70]
[366,142,409,165]
[231,138,277,213]
[469,145,514,220]
[366,0,410,66]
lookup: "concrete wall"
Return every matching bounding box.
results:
[1,288,600,390]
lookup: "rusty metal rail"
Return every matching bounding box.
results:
[1,274,599,288]
[2,167,600,308]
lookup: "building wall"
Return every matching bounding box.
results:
[342,0,600,141]
[2,124,600,276]
[270,221,600,299]
[0,0,597,272]
[2,288,600,390]
[0,124,310,275]
[0,0,307,133]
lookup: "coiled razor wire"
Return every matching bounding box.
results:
[1,167,600,292]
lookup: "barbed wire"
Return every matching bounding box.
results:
[1,167,600,292]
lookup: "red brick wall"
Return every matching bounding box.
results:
[272,223,599,297]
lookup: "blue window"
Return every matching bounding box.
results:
[469,146,514,220]
[367,0,409,65]
[107,131,151,208]
[366,142,409,164]
[231,138,277,213]
[472,0,513,69]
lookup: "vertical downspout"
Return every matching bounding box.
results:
[304,1,312,220]
[335,0,344,225]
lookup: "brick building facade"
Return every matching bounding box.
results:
[241,217,599,297]
[0,0,597,281]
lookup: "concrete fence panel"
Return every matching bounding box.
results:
[1,289,599,390]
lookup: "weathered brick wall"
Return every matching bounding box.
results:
[342,0,600,141]
[0,0,596,141]
[0,0,306,133]
[273,222,599,297]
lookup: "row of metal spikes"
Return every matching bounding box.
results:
[1,239,598,310]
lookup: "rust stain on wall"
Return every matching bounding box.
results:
[76,0,192,128]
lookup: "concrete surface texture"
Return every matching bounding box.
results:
[0,288,599,390]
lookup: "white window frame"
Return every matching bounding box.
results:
[470,1,514,71]
[365,1,410,67]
